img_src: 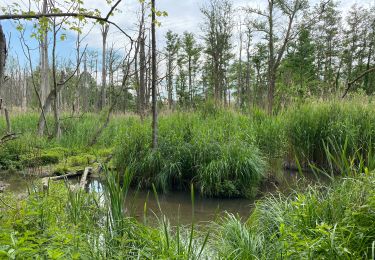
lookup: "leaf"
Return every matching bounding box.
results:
[60,34,67,41]
[16,24,24,31]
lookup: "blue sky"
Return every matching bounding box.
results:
[1,0,374,68]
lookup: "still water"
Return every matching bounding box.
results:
[1,172,254,224]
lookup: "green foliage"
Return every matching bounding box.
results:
[0,170,209,259]
[114,111,267,198]
[0,113,126,171]
[212,166,375,259]
[251,108,287,160]
[284,101,375,167]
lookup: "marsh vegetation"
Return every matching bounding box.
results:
[1,0,375,258]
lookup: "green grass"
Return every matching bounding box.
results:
[211,150,375,259]
[0,113,130,171]
[284,101,375,168]
[0,170,210,259]
[114,111,267,198]
[2,100,375,197]
[2,100,375,258]
[1,136,375,258]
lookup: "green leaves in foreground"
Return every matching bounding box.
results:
[212,171,375,259]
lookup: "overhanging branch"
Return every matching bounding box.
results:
[0,10,133,42]
[342,67,375,98]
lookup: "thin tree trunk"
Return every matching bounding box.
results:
[151,0,158,150]
[40,0,49,110]
[246,38,251,107]
[238,26,243,108]
[52,20,61,139]
[83,52,89,111]
[22,69,27,111]
[74,29,81,114]
[0,25,9,133]
[267,0,275,115]
[139,26,146,118]
[100,25,109,110]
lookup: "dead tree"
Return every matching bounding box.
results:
[0,24,11,135]
[151,0,158,149]
[100,24,109,110]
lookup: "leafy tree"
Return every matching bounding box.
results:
[201,0,233,105]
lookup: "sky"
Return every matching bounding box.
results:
[1,0,375,68]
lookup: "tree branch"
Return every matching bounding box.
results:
[0,12,133,42]
[105,0,122,20]
[342,67,375,98]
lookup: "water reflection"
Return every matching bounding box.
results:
[1,169,321,225]
[87,178,253,225]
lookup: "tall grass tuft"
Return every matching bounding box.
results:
[285,101,375,168]
[114,111,267,198]
[211,141,375,259]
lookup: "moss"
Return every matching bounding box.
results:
[94,148,114,158]
[67,154,96,167]
[21,153,60,167]
[52,165,71,176]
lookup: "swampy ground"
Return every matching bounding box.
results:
[1,100,375,259]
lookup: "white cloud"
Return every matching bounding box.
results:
[74,0,374,52]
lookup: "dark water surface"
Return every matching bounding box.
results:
[88,178,254,224]
[1,170,317,225]
[1,172,253,224]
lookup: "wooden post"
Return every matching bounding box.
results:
[42,177,50,191]
[4,107,10,133]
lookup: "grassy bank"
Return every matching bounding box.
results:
[1,100,375,258]
[0,113,131,173]
[1,150,375,258]
[1,100,375,198]
[212,154,375,259]
[114,111,267,198]
[0,171,209,259]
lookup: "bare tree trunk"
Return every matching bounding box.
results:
[100,25,109,110]
[40,0,49,111]
[0,24,9,133]
[73,29,81,114]
[188,56,192,105]
[267,0,275,115]
[83,52,89,111]
[238,23,243,108]
[52,19,61,139]
[139,30,146,117]
[151,0,158,150]
[22,69,27,111]
[245,34,251,108]
[38,0,50,135]
[0,25,5,97]
[364,41,373,91]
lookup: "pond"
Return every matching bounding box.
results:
[0,169,317,225]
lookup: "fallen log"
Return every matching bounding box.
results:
[42,177,49,191]
[0,132,19,145]
[42,167,93,191]
[49,171,83,180]
[79,167,92,190]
